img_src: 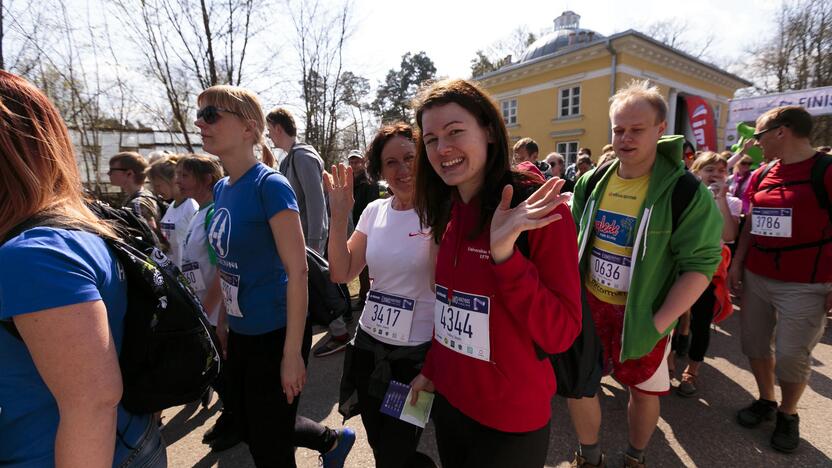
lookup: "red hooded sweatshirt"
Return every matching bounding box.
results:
[421,197,582,432]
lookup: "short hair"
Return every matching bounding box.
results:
[366,122,414,183]
[266,107,297,137]
[110,151,149,184]
[513,137,539,156]
[545,152,564,166]
[738,154,754,166]
[609,79,668,124]
[577,155,593,166]
[147,154,181,184]
[601,144,613,153]
[177,153,224,187]
[578,147,592,157]
[691,151,726,173]
[757,105,813,139]
[597,150,617,167]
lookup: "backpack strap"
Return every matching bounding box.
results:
[671,171,701,231]
[751,160,778,193]
[583,160,616,200]
[811,154,832,222]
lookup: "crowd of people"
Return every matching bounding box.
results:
[0,67,830,468]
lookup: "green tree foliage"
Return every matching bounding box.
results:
[372,51,436,124]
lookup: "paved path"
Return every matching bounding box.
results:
[163,312,832,467]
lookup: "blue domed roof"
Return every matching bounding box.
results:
[519,11,604,63]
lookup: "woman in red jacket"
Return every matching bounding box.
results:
[409,79,582,467]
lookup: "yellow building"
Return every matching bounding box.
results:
[478,11,752,165]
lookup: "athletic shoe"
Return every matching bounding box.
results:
[570,451,606,467]
[737,399,777,428]
[676,372,698,397]
[321,427,355,468]
[313,334,349,358]
[771,412,800,453]
[622,453,646,468]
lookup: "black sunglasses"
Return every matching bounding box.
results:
[197,105,241,124]
[753,125,782,140]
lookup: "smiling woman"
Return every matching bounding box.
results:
[408,79,582,468]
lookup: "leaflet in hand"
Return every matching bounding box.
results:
[380,380,434,428]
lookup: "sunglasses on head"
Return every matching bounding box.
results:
[197,105,241,124]
[753,124,783,140]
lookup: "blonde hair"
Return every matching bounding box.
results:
[691,151,726,173]
[147,154,181,183]
[197,85,275,167]
[609,80,668,124]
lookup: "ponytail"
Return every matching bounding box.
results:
[261,143,276,168]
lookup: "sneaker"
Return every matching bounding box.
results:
[622,453,646,468]
[676,372,698,398]
[313,334,349,358]
[770,412,800,453]
[737,399,777,428]
[570,451,606,467]
[321,427,355,468]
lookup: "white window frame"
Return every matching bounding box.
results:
[558,85,581,118]
[501,98,517,125]
[557,141,580,165]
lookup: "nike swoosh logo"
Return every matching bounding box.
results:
[408,232,423,237]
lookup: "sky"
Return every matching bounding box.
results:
[345,0,783,84]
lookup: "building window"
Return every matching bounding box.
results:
[559,86,581,118]
[557,141,579,165]
[501,99,517,125]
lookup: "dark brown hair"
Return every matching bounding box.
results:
[366,122,414,183]
[266,107,298,137]
[110,151,149,184]
[757,105,813,139]
[412,79,537,243]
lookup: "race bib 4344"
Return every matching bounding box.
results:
[434,285,490,361]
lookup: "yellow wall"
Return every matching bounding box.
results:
[484,39,743,160]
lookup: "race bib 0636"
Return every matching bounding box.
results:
[589,247,631,292]
[434,285,490,361]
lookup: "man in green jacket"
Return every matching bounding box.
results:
[567,80,723,468]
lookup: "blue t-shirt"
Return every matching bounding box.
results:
[209,162,300,335]
[0,228,150,467]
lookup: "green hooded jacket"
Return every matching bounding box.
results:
[571,135,723,361]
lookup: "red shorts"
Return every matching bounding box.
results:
[586,289,672,395]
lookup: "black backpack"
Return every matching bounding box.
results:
[1,201,221,414]
[516,162,700,398]
[255,167,350,326]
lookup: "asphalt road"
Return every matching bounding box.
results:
[162,311,832,467]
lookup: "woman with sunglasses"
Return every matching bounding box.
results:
[408,79,582,467]
[195,87,352,468]
[328,123,437,468]
[0,71,166,466]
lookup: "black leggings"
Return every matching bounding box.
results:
[348,343,433,468]
[226,325,336,468]
[432,393,550,468]
[689,283,716,363]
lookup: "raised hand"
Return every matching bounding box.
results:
[323,163,354,222]
[490,177,570,264]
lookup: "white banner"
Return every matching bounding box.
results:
[725,86,832,146]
